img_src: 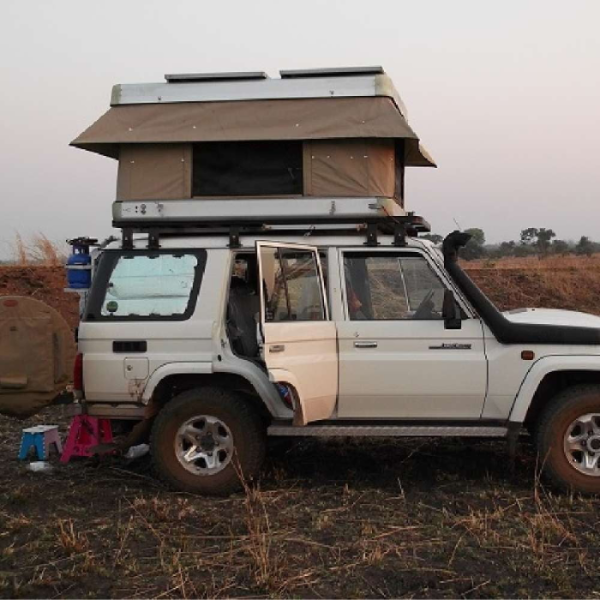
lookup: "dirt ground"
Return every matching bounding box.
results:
[2,415,600,599]
[1,261,600,598]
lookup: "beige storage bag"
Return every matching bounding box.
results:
[0,297,75,418]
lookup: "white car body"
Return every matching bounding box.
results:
[77,232,600,438]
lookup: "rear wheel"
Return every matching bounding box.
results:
[536,385,600,494]
[151,387,266,495]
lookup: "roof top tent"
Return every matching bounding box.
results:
[71,66,436,228]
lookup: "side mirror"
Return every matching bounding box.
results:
[442,289,462,330]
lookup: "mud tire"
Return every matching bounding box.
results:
[536,385,600,495]
[151,387,265,495]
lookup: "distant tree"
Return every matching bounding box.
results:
[535,228,556,255]
[520,228,538,246]
[551,239,570,255]
[519,227,556,255]
[497,240,516,257]
[461,228,486,260]
[466,228,485,246]
[421,233,444,244]
[575,236,595,257]
[514,243,534,257]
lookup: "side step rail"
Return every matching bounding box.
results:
[268,423,508,438]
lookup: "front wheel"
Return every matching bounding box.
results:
[151,387,266,495]
[536,385,600,494]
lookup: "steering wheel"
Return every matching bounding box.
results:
[412,289,436,319]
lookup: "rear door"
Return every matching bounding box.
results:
[80,249,207,402]
[256,242,337,425]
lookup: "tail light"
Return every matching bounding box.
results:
[73,353,84,393]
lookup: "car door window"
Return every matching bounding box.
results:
[344,253,447,321]
[261,247,326,322]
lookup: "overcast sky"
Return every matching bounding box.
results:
[1,0,598,257]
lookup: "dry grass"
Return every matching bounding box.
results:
[466,253,600,270]
[465,254,600,316]
[13,234,28,266]
[10,233,66,266]
[3,411,600,599]
[56,518,90,555]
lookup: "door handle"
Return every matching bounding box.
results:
[354,341,378,349]
[269,344,285,353]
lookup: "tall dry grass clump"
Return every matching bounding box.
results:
[14,234,28,265]
[30,234,63,266]
[11,233,66,266]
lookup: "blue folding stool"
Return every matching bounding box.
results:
[18,426,62,460]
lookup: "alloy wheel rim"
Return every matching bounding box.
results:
[563,413,600,477]
[175,415,234,476]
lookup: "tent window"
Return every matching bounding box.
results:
[193,141,303,196]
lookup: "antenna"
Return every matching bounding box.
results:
[453,217,462,231]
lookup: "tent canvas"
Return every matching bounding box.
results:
[0,297,75,419]
[72,69,436,206]
[115,139,408,203]
[72,97,434,167]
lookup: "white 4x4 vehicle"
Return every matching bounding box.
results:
[77,215,600,495]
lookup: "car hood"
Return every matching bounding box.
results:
[504,308,600,329]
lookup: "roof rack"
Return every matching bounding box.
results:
[113,198,431,249]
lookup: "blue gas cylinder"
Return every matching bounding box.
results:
[66,242,92,289]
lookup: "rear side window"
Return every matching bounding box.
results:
[85,250,206,321]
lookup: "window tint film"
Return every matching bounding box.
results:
[344,253,447,321]
[261,247,325,322]
[100,254,198,318]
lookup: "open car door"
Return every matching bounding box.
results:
[256,241,338,425]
